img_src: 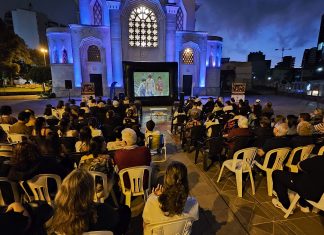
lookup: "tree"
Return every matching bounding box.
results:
[0,19,32,85]
[25,66,52,84]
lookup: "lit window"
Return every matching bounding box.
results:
[93,0,102,26]
[129,6,158,48]
[87,45,101,62]
[182,48,194,64]
[176,8,184,31]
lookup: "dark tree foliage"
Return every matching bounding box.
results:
[25,66,52,84]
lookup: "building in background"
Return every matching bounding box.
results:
[4,8,48,49]
[247,51,271,86]
[47,0,223,97]
[220,61,252,92]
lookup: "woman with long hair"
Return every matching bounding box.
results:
[48,169,130,235]
[32,117,51,137]
[75,126,92,152]
[142,161,199,234]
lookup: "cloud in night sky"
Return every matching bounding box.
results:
[196,0,324,67]
[0,0,323,67]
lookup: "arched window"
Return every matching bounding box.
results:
[93,0,102,26]
[87,45,101,62]
[62,49,68,64]
[53,49,58,63]
[176,7,184,31]
[182,48,194,64]
[128,6,158,47]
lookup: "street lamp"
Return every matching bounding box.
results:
[40,48,48,66]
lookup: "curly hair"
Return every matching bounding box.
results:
[48,169,96,235]
[158,161,189,216]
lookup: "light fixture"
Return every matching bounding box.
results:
[267,77,272,80]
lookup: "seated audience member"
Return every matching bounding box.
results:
[313,116,324,134]
[79,136,109,174]
[188,102,201,119]
[239,100,251,116]
[75,126,92,152]
[142,161,199,234]
[9,111,32,135]
[290,121,314,148]
[272,115,286,128]
[183,112,202,141]
[256,123,291,166]
[225,116,252,156]
[47,169,131,235]
[37,132,62,158]
[57,118,78,137]
[212,100,224,115]
[0,202,53,235]
[132,125,145,146]
[79,101,90,114]
[43,106,58,120]
[0,126,8,143]
[272,156,324,213]
[114,128,151,172]
[203,97,215,114]
[24,109,36,129]
[172,106,186,124]
[298,112,311,123]
[262,102,274,119]
[32,117,51,137]
[248,105,261,127]
[88,117,103,137]
[107,126,126,151]
[310,108,323,125]
[75,109,88,131]
[123,109,137,127]
[286,115,298,136]
[252,116,273,147]
[7,142,68,181]
[252,99,263,118]
[0,105,17,124]
[205,113,219,137]
[145,120,160,141]
[56,100,65,119]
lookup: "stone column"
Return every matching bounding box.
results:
[165,5,179,62]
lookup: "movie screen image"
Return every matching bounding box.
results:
[134,72,170,97]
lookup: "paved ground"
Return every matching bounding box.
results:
[1,94,324,234]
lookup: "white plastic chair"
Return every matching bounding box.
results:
[0,124,11,134]
[83,231,113,235]
[118,166,151,207]
[0,143,15,157]
[317,146,324,156]
[7,133,28,143]
[147,134,167,163]
[25,174,61,205]
[217,147,258,197]
[0,177,20,206]
[89,171,118,206]
[284,192,324,218]
[146,217,195,235]
[253,147,291,196]
[285,145,315,173]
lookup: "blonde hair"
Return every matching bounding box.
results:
[48,169,96,235]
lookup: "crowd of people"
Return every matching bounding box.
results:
[174,96,324,215]
[0,96,198,235]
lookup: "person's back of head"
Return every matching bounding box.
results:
[17,111,30,123]
[89,136,106,156]
[274,123,288,137]
[146,120,155,132]
[57,100,64,109]
[49,169,95,235]
[159,161,189,216]
[297,121,313,136]
[88,117,98,128]
[274,115,286,125]
[11,142,39,167]
[286,115,298,128]
[121,128,137,146]
[0,105,12,116]
[79,126,92,142]
[44,107,53,116]
[35,117,46,135]
[299,113,311,122]
[259,116,271,128]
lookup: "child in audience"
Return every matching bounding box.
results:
[142,161,199,234]
[144,120,160,143]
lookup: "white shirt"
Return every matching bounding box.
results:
[142,194,199,235]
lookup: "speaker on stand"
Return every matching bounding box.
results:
[65,80,72,102]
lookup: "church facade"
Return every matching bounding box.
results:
[46,0,222,97]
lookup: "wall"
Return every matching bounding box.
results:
[51,64,76,97]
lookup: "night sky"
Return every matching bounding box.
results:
[0,0,323,67]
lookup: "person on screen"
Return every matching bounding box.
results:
[137,79,146,97]
[145,74,155,96]
[156,76,164,96]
